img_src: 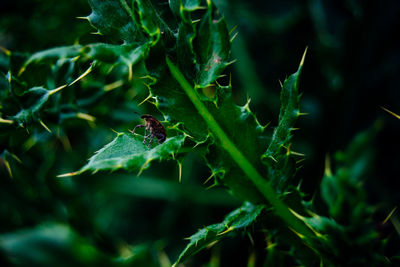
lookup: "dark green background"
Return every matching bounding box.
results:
[1,0,399,266]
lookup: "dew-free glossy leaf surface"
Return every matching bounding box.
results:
[77,133,185,174]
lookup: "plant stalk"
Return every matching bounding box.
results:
[166,56,315,239]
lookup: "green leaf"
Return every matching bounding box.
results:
[262,49,307,192]
[0,223,107,266]
[169,0,202,18]
[194,1,231,87]
[166,53,315,239]
[0,48,11,72]
[0,223,162,266]
[10,86,64,125]
[173,202,266,266]
[87,0,146,44]
[81,43,149,72]
[21,43,148,70]
[20,45,82,71]
[320,122,381,222]
[157,58,269,203]
[8,62,93,127]
[132,0,161,43]
[72,132,185,175]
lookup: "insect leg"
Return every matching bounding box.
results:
[157,133,166,144]
[131,124,145,134]
[148,134,155,148]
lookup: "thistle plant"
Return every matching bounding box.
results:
[0,0,396,266]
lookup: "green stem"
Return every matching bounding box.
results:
[166,57,314,238]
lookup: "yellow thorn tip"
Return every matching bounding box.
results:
[299,46,308,67]
[324,155,332,177]
[57,171,79,177]
[383,207,397,224]
[381,106,400,119]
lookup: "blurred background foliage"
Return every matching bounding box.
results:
[1,0,399,266]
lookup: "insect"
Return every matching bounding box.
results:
[130,114,166,148]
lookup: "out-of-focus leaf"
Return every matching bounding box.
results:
[105,174,240,206]
[309,122,388,265]
[173,202,266,266]
[0,48,11,72]
[0,223,107,266]
[10,86,63,125]
[71,132,185,175]
[20,46,82,71]
[169,0,202,17]
[0,223,162,267]
[264,242,285,267]
[22,43,148,70]
[82,43,148,66]
[8,62,93,127]
[321,122,380,221]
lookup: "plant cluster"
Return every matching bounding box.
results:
[0,0,398,266]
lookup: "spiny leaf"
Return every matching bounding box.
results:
[87,0,146,44]
[82,43,148,65]
[320,122,381,221]
[0,150,21,178]
[9,63,93,127]
[70,133,185,175]
[170,0,231,87]
[262,49,307,192]
[166,43,315,263]
[195,1,231,87]
[20,45,82,73]
[173,202,266,266]
[307,122,388,265]
[11,86,60,125]
[169,0,203,18]
[21,43,148,70]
